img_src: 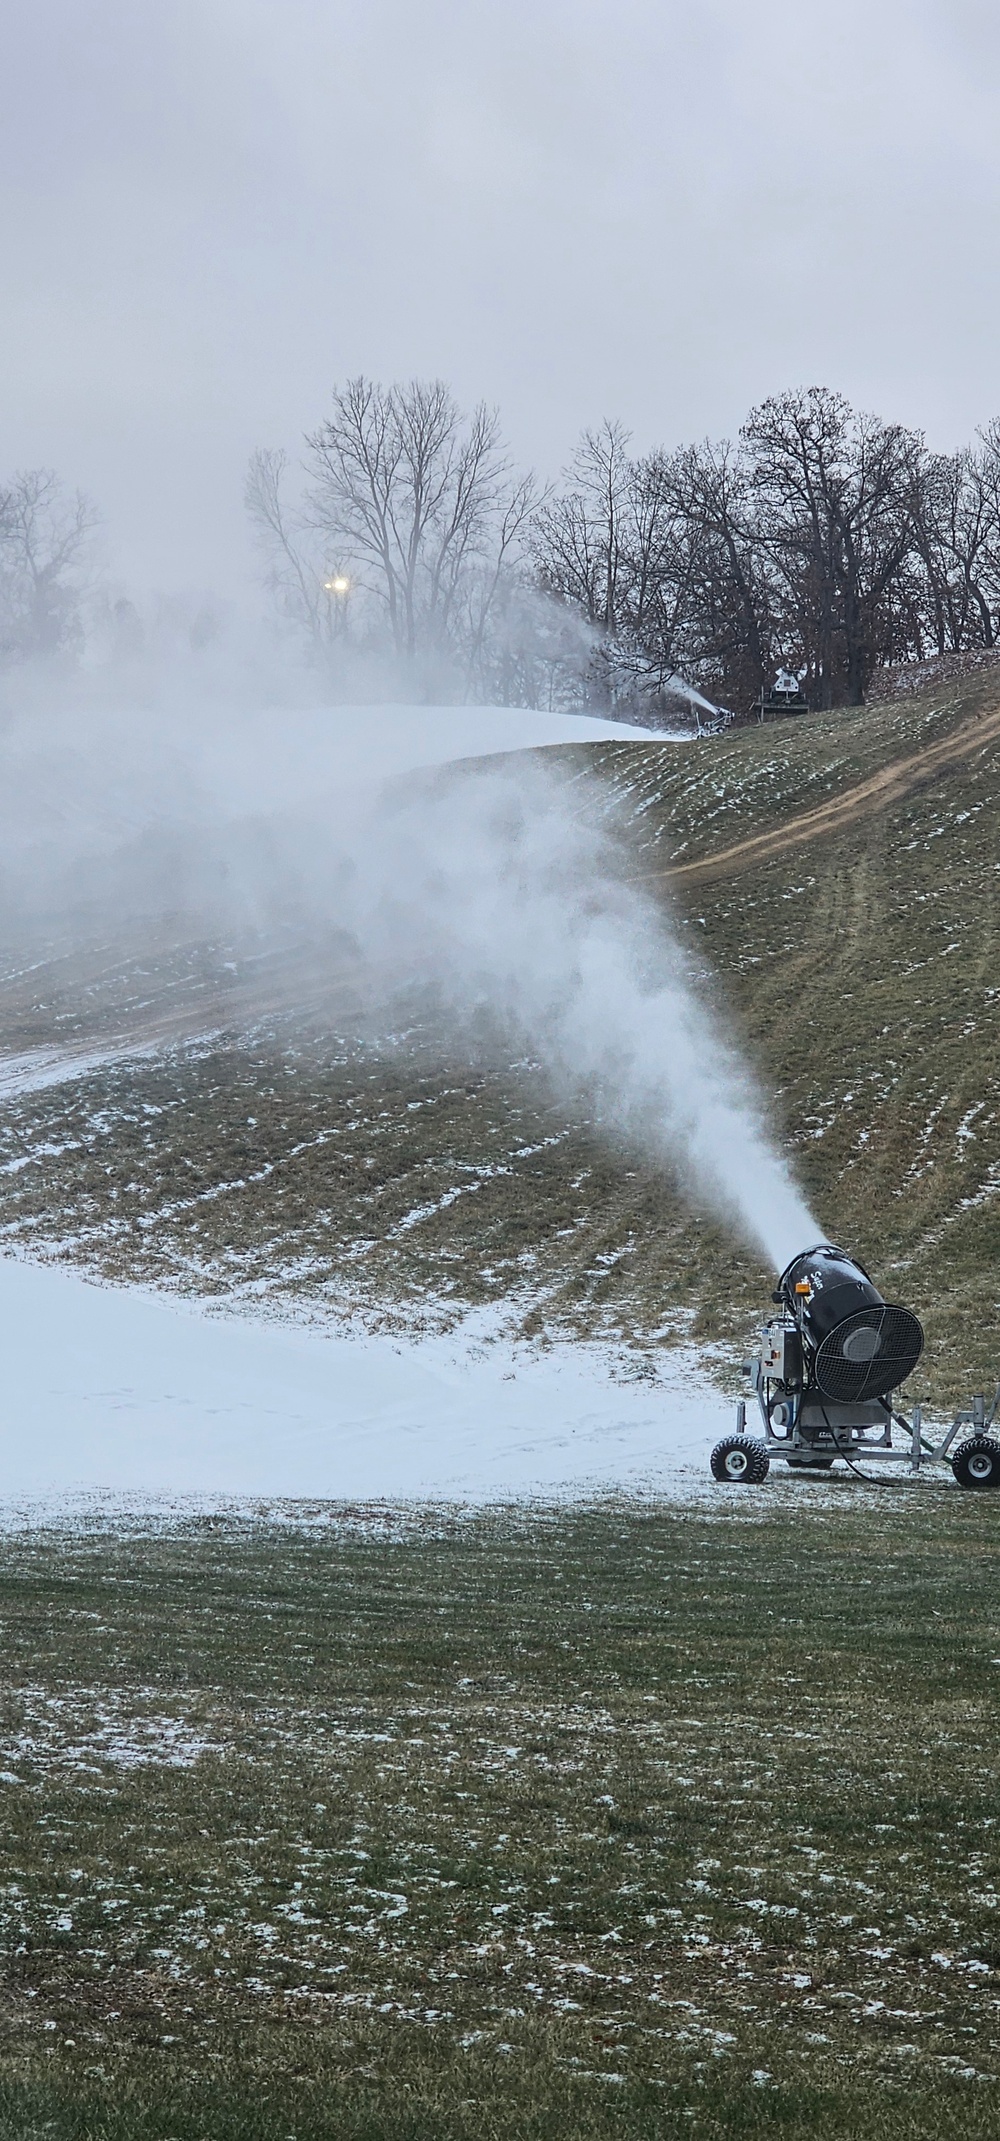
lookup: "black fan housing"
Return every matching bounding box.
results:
[778,1244,923,1400]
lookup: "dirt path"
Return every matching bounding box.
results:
[648,698,1000,890]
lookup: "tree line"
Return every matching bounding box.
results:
[249,379,1000,717]
[245,377,565,706]
[7,381,1000,719]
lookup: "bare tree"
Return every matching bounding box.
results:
[971,420,1000,642]
[454,475,542,697]
[540,421,633,635]
[741,389,920,706]
[660,439,773,711]
[531,423,697,710]
[532,390,1000,719]
[250,376,1000,717]
[622,450,695,681]
[245,448,349,650]
[0,470,98,660]
[908,436,1000,655]
[302,377,538,672]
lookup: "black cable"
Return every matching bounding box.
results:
[819,1399,914,1489]
[768,1337,920,1487]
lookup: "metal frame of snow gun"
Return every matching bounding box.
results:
[709,1241,1000,1488]
[730,1361,1000,1484]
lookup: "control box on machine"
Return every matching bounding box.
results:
[759,1322,801,1385]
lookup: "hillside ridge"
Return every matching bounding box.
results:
[652,696,1000,886]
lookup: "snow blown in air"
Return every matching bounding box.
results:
[335,762,818,1272]
[0,701,818,1272]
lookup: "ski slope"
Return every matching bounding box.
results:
[0,700,714,1512]
[0,1258,727,1509]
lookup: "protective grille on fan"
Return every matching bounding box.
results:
[813,1306,924,1402]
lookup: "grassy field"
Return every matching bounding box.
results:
[1,1496,999,2139]
[1,681,997,2139]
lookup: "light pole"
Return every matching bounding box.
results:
[322,574,351,639]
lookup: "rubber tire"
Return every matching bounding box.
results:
[786,1457,835,1471]
[710,1436,770,1484]
[952,1436,1000,1491]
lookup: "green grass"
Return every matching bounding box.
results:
[1,1498,999,2137]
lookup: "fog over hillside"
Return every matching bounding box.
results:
[0,685,815,1275]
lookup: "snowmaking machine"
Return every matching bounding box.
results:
[711,1242,1000,1488]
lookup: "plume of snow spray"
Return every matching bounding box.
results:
[334,760,817,1272]
[0,698,818,1271]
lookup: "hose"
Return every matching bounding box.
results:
[820,1404,915,1489]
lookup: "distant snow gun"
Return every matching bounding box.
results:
[711,1242,1000,1488]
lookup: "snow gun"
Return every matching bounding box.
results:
[710,1242,1000,1488]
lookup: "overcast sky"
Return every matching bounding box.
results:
[3,0,999,594]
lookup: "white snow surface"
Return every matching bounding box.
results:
[188,702,671,819]
[0,1258,728,1511]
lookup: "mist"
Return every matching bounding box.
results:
[0,686,818,1273]
[345,764,817,1271]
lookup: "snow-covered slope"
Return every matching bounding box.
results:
[0,697,711,1509]
[0,1258,726,1506]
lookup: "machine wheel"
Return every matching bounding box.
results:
[952,1436,1000,1491]
[710,1436,770,1484]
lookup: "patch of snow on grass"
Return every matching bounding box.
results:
[0,1256,731,1511]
